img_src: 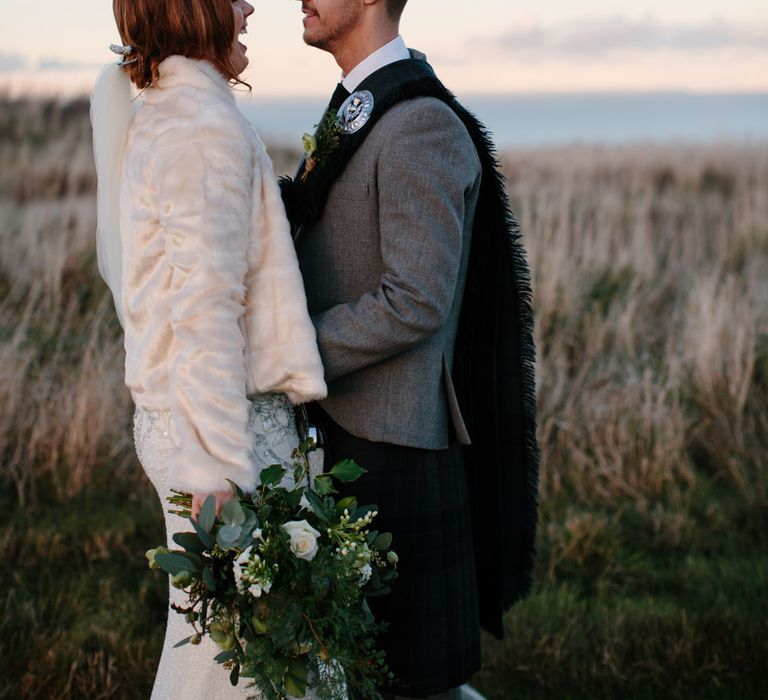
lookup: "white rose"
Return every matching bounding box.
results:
[282,519,321,561]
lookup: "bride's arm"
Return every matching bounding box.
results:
[150,115,256,496]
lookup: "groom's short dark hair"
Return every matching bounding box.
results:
[386,0,408,20]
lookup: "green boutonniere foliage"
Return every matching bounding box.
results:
[301,110,343,182]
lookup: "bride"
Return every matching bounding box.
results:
[91,0,328,697]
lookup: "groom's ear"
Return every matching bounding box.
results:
[362,0,393,19]
[364,0,407,24]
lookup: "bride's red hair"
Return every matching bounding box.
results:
[113,0,248,89]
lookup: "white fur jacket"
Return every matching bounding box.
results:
[120,56,326,493]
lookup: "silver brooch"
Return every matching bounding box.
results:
[337,90,375,134]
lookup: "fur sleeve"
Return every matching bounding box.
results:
[151,115,257,493]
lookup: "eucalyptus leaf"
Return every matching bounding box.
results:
[380,568,397,582]
[177,550,203,568]
[230,664,240,686]
[154,552,199,576]
[242,510,258,531]
[173,635,193,648]
[221,499,246,526]
[214,649,236,664]
[203,565,216,592]
[191,517,213,549]
[216,524,243,548]
[172,531,205,555]
[329,458,367,483]
[236,530,256,550]
[199,495,216,533]
[225,478,245,500]
[260,464,286,487]
[236,512,259,548]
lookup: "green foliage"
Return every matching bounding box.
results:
[330,459,367,483]
[198,495,216,533]
[154,552,199,576]
[300,110,344,182]
[260,464,287,487]
[144,448,395,700]
[314,474,338,495]
[221,498,246,526]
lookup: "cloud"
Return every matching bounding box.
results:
[489,15,768,57]
[0,53,28,71]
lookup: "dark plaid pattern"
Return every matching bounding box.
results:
[315,407,481,698]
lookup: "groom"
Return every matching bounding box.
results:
[281,1,539,698]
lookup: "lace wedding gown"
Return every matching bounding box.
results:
[135,393,327,700]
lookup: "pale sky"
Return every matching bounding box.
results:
[1,0,767,96]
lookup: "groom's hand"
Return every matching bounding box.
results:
[191,490,234,522]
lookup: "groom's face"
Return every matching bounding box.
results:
[298,0,363,52]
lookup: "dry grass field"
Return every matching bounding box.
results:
[1,97,766,699]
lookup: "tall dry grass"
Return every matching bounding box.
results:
[1,96,767,513]
[0,99,131,508]
[1,97,767,698]
[503,144,768,510]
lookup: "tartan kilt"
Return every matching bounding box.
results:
[316,408,481,697]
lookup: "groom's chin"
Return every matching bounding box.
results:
[302,31,329,52]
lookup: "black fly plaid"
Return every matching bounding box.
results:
[317,409,481,698]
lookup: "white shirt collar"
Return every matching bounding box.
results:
[341,35,410,93]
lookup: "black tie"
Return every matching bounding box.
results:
[328,82,350,111]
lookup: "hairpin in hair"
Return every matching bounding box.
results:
[109,43,138,66]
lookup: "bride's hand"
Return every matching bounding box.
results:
[191,490,234,522]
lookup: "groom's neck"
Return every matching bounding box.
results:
[332,24,399,75]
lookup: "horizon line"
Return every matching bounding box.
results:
[2,87,768,102]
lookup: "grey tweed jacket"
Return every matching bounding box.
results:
[297,96,482,449]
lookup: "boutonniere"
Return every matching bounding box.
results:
[300,110,343,182]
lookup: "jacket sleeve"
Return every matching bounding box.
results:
[151,119,256,494]
[311,100,481,381]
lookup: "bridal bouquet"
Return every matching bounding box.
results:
[146,440,398,700]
